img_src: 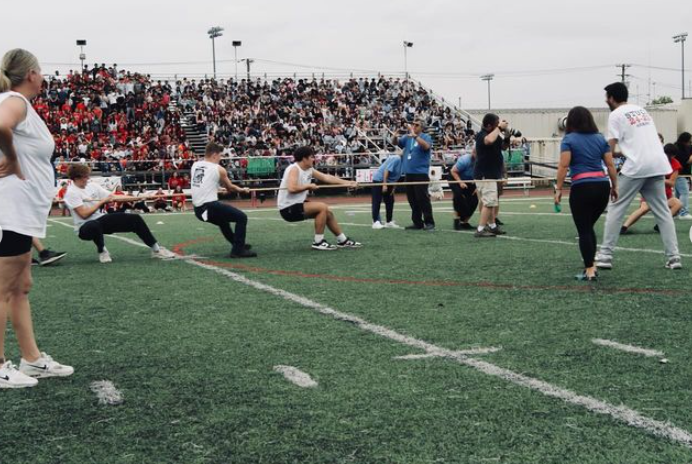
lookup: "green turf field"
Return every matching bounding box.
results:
[4,196,692,464]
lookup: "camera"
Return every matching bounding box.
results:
[501,125,522,138]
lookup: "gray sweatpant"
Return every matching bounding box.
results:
[599,175,679,260]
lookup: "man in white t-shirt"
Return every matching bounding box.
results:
[277,146,362,251]
[595,82,681,270]
[64,164,175,263]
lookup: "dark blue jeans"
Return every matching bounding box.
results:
[194,201,248,254]
[371,186,395,223]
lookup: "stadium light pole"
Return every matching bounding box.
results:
[76,39,87,72]
[673,33,688,100]
[481,74,494,110]
[232,40,242,81]
[207,26,224,80]
[403,41,413,79]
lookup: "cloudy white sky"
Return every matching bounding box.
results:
[3,0,691,109]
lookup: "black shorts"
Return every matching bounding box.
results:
[0,230,33,257]
[280,203,307,223]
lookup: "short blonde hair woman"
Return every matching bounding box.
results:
[0,49,73,388]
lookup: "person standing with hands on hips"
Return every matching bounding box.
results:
[393,119,435,231]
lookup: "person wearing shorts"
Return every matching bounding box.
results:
[473,113,508,238]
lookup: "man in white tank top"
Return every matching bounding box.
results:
[191,142,256,258]
[278,146,362,251]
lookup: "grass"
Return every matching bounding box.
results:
[3,195,692,463]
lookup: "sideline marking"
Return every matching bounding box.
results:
[80,227,692,449]
[592,339,665,358]
[90,380,124,405]
[273,365,318,388]
[395,347,502,360]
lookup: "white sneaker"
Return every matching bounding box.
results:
[384,221,401,229]
[0,360,38,388]
[665,257,683,270]
[678,214,692,220]
[337,238,363,248]
[372,221,384,230]
[594,253,613,269]
[19,352,74,379]
[99,250,112,264]
[152,247,177,259]
[311,240,338,251]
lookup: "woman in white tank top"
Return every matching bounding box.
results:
[0,49,73,388]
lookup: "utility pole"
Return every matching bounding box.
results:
[245,59,254,80]
[673,33,688,100]
[480,74,494,110]
[232,40,242,81]
[616,64,632,86]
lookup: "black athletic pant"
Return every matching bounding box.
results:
[194,201,247,254]
[371,186,395,223]
[449,182,478,222]
[78,213,157,253]
[405,174,435,227]
[569,182,610,268]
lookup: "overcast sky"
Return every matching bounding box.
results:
[3,0,691,109]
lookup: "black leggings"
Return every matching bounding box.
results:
[78,213,157,253]
[194,201,248,254]
[405,174,435,227]
[449,182,478,221]
[569,182,610,268]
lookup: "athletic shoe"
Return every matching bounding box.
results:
[99,250,112,264]
[474,228,496,238]
[312,240,338,251]
[404,224,424,230]
[19,353,74,379]
[384,221,401,229]
[496,218,505,226]
[489,226,506,235]
[372,221,384,230]
[230,248,258,258]
[453,219,462,230]
[337,238,363,248]
[653,224,660,233]
[665,257,683,270]
[0,361,38,389]
[459,223,474,230]
[423,224,436,232]
[678,214,692,220]
[152,247,177,259]
[594,253,613,269]
[575,271,598,282]
[38,249,67,266]
[31,258,40,266]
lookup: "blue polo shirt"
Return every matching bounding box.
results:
[399,134,433,175]
[372,155,402,182]
[454,153,474,180]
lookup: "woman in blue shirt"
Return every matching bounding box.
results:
[555,106,618,281]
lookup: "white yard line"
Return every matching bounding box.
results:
[273,365,319,388]
[395,347,502,360]
[90,380,124,405]
[49,217,692,447]
[592,339,665,358]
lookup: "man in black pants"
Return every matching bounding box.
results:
[191,142,256,258]
[393,119,435,231]
[64,164,175,263]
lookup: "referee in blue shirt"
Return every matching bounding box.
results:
[393,119,435,231]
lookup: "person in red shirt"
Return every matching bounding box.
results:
[621,143,683,233]
[57,182,70,217]
[167,172,182,190]
[171,185,187,212]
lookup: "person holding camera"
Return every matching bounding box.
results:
[393,119,435,231]
[473,113,507,237]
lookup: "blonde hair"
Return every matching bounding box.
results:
[0,49,39,93]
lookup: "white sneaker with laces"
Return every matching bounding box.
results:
[0,361,38,389]
[337,238,363,248]
[665,257,683,270]
[19,352,74,379]
[99,250,112,264]
[152,247,177,259]
[311,240,338,251]
[372,221,384,230]
[384,221,401,229]
[594,253,612,269]
[678,215,692,220]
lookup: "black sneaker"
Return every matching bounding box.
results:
[654,224,660,233]
[31,258,40,266]
[453,219,461,230]
[230,249,258,258]
[620,226,629,235]
[489,226,506,235]
[337,238,362,248]
[404,224,424,230]
[312,240,338,251]
[459,223,474,230]
[474,228,496,238]
[495,218,504,226]
[423,224,436,232]
[38,249,67,266]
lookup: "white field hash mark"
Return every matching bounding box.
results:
[395,347,502,360]
[91,380,124,405]
[273,365,318,388]
[47,219,692,447]
[592,339,665,358]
